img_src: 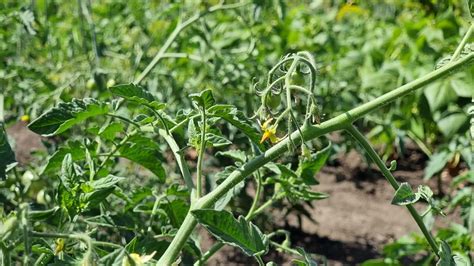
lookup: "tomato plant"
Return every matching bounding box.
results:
[1,1,473,265]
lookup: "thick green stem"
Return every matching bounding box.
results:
[157,50,474,265]
[247,173,263,218]
[0,250,11,266]
[345,124,439,255]
[158,211,199,265]
[21,204,30,265]
[196,108,207,198]
[196,242,224,266]
[450,23,473,62]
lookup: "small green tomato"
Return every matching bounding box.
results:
[264,94,281,109]
[0,216,19,238]
[106,78,116,88]
[86,78,97,90]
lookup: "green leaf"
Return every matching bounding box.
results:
[189,89,215,109]
[423,79,457,112]
[209,104,264,150]
[19,10,36,35]
[0,124,16,179]
[436,241,455,266]
[214,180,245,210]
[205,133,231,148]
[28,98,109,136]
[109,83,165,110]
[297,144,331,185]
[417,185,433,201]
[192,209,268,256]
[109,83,155,103]
[125,187,152,212]
[437,112,468,138]
[161,199,189,227]
[293,247,318,266]
[391,182,420,205]
[42,141,86,174]
[420,26,444,52]
[80,175,125,209]
[99,122,124,141]
[424,151,452,180]
[267,163,328,201]
[216,150,247,163]
[214,166,245,210]
[90,175,124,190]
[60,153,75,191]
[450,75,473,98]
[118,135,166,181]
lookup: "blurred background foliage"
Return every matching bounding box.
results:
[1,0,472,159]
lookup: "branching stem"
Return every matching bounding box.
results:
[450,23,473,62]
[156,50,474,265]
[196,107,207,198]
[345,124,439,255]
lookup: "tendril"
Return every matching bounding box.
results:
[254,51,320,148]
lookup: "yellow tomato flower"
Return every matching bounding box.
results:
[336,3,366,21]
[122,251,156,266]
[20,115,30,122]
[260,118,280,144]
[54,238,65,255]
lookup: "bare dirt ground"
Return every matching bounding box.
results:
[207,149,459,265]
[6,121,45,164]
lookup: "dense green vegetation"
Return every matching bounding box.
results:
[1,1,473,265]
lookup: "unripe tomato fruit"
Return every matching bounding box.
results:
[265,94,281,109]
[86,78,97,90]
[107,78,116,88]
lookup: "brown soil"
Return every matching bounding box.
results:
[6,121,46,164]
[206,149,460,266]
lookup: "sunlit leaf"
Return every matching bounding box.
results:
[110,83,165,110]
[42,141,86,174]
[192,209,268,256]
[391,182,420,205]
[205,133,232,148]
[110,83,155,102]
[216,150,247,163]
[436,241,455,266]
[424,79,457,112]
[99,122,124,141]
[209,104,264,150]
[189,89,215,109]
[28,98,109,136]
[297,144,331,185]
[118,135,166,181]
